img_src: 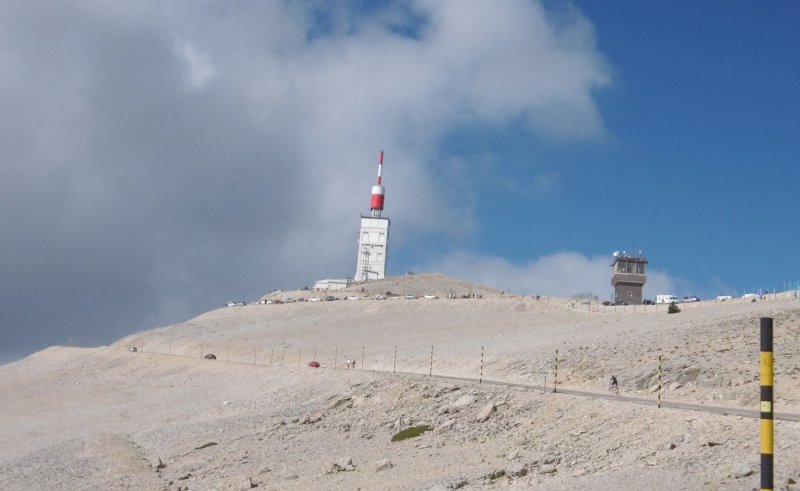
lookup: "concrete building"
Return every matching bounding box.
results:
[354,151,390,281]
[611,252,647,304]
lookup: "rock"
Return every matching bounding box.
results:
[476,402,496,422]
[327,456,357,473]
[505,462,527,478]
[707,441,724,447]
[330,396,353,409]
[410,478,467,490]
[668,442,677,450]
[486,468,505,480]
[733,464,753,478]
[151,457,166,470]
[374,458,393,472]
[237,477,254,490]
[539,464,557,474]
[194,441,218,450]
[572,468,586,477]
[668,382,683,391]
[452,394,477,409]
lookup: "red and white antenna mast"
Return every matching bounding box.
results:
[370,150,385,218]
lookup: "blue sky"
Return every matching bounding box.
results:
[1,1,799,362]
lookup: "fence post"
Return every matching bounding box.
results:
[658,355,663,408]
[554,350,559,393]
[393,346,397,374]
[270,348,274,366]
[334,346,338,370]
[429,345,433,377]
[480,346,484,384]
[760,317,774,491]
[169,338,172,356]
[298,349,301,367]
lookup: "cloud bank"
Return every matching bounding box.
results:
[418,251,675,299]
[1,1,611,358]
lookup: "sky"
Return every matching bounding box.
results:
[2,1,799,363]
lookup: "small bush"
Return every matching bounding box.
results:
[667,302,681,314]
[391,425,432,442]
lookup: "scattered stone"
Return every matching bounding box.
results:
[707,441,723,447]
[733,464,753,478]
[411,479,467,491]
[572,468,586,477]
[237,477,254,490]
[327,456,357,473]
[330,396,353,409]
[151,457,165,470]
[374,458,393,472]
[452,395,477,409]
[668,442,677,450]
[476,402,496,422]
[539,464,557,474]
[485,468,505,480]
[505,462,527,478]
[195,441,218,450]
[177,473,192,481]
[668,382,683,391]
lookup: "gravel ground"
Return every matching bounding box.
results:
[2,275,799,490]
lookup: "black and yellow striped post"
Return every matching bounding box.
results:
[760,317,774,491]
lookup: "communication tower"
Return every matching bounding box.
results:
[354,151,390,281]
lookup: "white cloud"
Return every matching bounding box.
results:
[0,1,613,356]
[419,250,676,299]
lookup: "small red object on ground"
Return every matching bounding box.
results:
[307,361,320,368]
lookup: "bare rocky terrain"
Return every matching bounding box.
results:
[2,274,800,490]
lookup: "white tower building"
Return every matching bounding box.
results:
[354,151,390,281]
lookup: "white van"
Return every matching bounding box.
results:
[656,295,679,304]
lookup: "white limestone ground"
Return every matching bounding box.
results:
[2,274,799,490]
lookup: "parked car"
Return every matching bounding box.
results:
[716,295,732,301]
[682,295,700,303]
[128,346,138,352]
[602,301,612,306]
[325,296,337,301]
[309,297,321,302]
[285,298,296,303]
[642,299,655,305]
[204,353,217,360]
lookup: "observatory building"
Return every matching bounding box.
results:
[611,251,648,304]
[354,151,390,281]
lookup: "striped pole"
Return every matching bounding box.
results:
[658,355,663,409]
[429,345,434,377]
[393,346,397,374]
[760,317,774,491]
[554,350,559,394]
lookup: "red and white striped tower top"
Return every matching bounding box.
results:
[370,150,385,218]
